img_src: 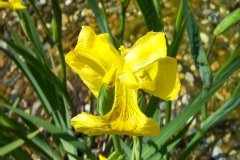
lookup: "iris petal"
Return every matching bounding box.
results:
[123,31,166,72]
[147,57,181,100]
[66,26,121,97]
[0,0,26,10]
[71,81,160,136]
[77,26,121,72]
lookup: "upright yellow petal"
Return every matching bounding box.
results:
[71,81,160,136]
[147,57,181,100]
[123,31,166,72]
[66,26,121,97]
[77,26,121,72]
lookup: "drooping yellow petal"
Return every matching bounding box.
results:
[147,57,181,100]
[65,50,104,97]
[71,81,160,136]
[123,31,166,72]
[66,26,121,97]
[0,0,26,10]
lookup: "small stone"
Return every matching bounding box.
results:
[25,86,33,96]
[218,50,226,57]
[178,64,182,72]
[31,101,42,115]
[200,32,209,44]
[62,13,69,27]
[159,102,166,111]
[179,72,185,80]
[211,61,220,72]
[185,72,194,83]
[85,104,90,112]
[180,86,186,96]
[203,9,212,15]
[190,64,196,72]
[212,146,225,159]
[182,94,190,105]
[65,0,72,6]
[39,0,46,5]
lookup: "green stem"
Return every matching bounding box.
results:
[206,35,216,59]
[87,94,95,148]
[28,0,52,38]
[201,88,208,121]
[119,0,130,47]
[165,101,171,124]
[57,44,66,90]
[132,137,141,160]
[112,135,122,155]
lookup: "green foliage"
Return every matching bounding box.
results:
[1,0,240,159]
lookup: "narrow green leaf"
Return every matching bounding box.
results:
[97,84,115,116]
[1,103,96,160]
[144,96,160,118]
[179,93,240,159]
[0,37,64,94]
[87,0,116,46]
[28,0,52,38]
[0,135,32,160]
[182,0,212,88]
[17,10,47,65]
[142,57,240,159]
[213,8,240,36]
[201,93,240,130]
[136,0,163,31]
[169,9,190,57]
[0,129,40,156]
[120,139,132,159]
[0,47,53,115]
[0,109,60,159]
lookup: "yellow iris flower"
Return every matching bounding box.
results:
[66,26,180,136]
[0,0,26,10]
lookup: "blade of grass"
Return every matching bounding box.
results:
[0,129,40,156]
[1,103,96,160]
[136,0,163,32]
[88,0,116,47]
[142,57,240,159]
[0,135,32,160]
[0,47,53,115]
[28,0,52,38]
[17,10,48,65]
[0,37,64,93]
[119,0,130,47]
[0,108,61,159]
[213,7,240,36]
[182,0,212,121]
[179,93,240,159]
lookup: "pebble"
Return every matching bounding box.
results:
[31,101,41,116]
[211,61,220,72]
[65,0,72,6]
[182,94,190,105]
[218,49,226,57]
[185,71,194,83]
[212,146,225,160]
[39,0,46,5]
[203,9,212,15]
[200,32,209,44]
